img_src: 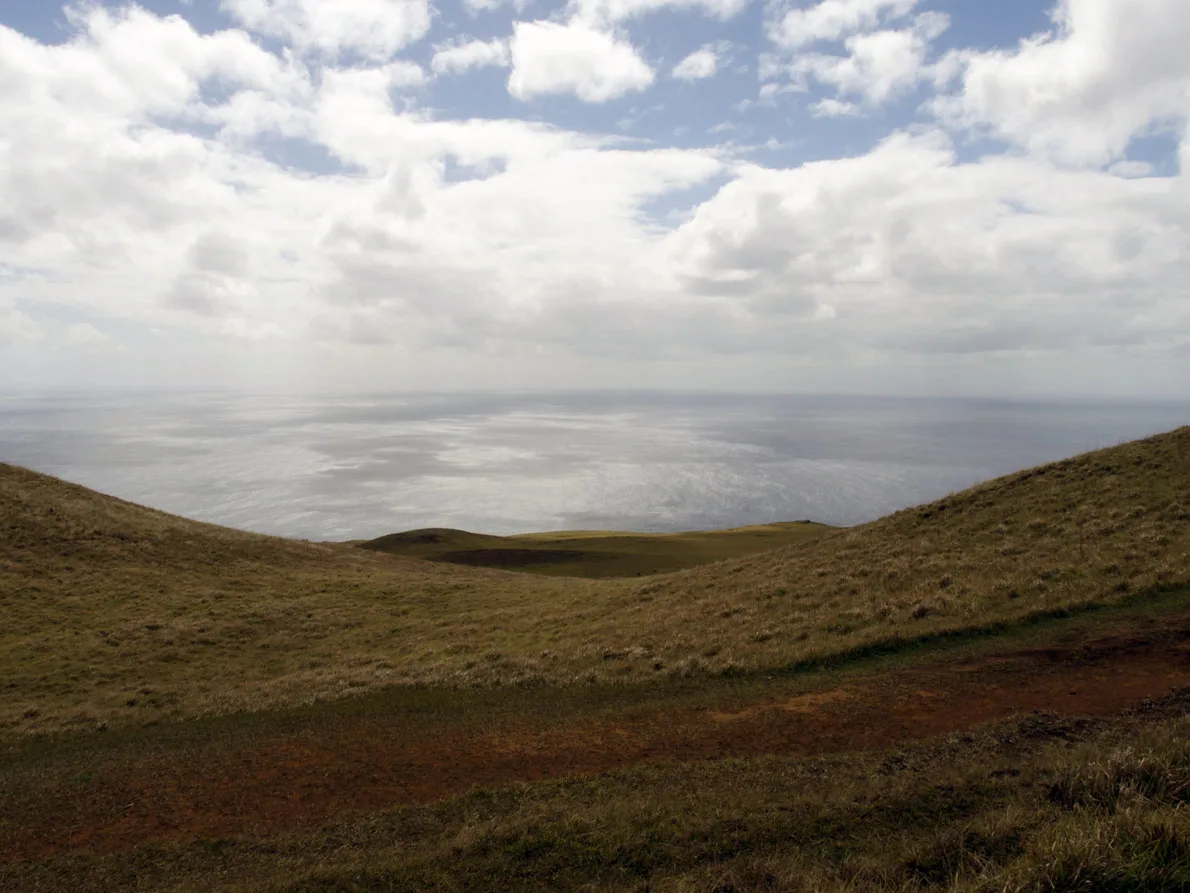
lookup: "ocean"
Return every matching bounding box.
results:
[1,391,1186,541]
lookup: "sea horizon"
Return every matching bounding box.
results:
[2,390,1187,542]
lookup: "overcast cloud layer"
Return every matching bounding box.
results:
[2,0,1189,396]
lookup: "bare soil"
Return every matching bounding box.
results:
[6,618,1190,864]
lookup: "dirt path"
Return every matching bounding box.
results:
[6,621,1190,862]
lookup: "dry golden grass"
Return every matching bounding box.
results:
[3,426,1189,736]
[618,424,1190,674]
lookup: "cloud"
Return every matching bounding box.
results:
[461,0,533,13]
[0,5,725,355]
[768,0,918,50]
[431,38,510,76]
[508,21,654,103]
[789,12,948,105]
[0,9,325,339]
[673,47,718,81]
[933,0,1190,166]
[2,2,1190,396]
[0,4,303,124]
[664,129,1190,359]
[762,0,946,110]
[220,0,431,60]
[571,0,747,26]
[1108,160,1154,179]
[63,322,109,345]
[0,301,41,344]
[811,97,860,117]
[190,232,251,276]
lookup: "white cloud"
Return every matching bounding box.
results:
[431,38,511,76]
[769,0,918,50]
[571,0,747,26]
[790,13,948,105]
[811,97,860,117]
[1109,160,1155,179]
[0,6,723,361]
[508,20,654,103]
[461,0,532,12]
[0,301,40,344]
[326,60,426,95]
[673,47,718,81]
[221,0,431,60]
[665,130,1190,361]
[0,4,304,124]
[757,53,784,82]
[3,2,1190,396]
[756,81,802,105]
[762,0,946,111]
[63,322,109,345]
[933,0,1190,166]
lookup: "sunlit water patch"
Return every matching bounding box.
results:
[0,391,1186,540]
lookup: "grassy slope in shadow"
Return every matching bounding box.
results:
[359,522,832,578]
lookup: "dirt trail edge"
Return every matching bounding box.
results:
[6,618,1190,862]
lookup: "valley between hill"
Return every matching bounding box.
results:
[2,427,1190,890]
[358,521,832,578]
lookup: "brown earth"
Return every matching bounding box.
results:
[6,618,1190,864]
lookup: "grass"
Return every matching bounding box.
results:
[287,704,1190,892]
[4,427,1190,890]
[4,581,1181,769]
[359,522,832,578]
[2,426,1189,736]
[5,690,1190,891]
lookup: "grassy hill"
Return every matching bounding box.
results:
[360,521,832,577]
[2,426,1189,737]
[4,427,1190,891]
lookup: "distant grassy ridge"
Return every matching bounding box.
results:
[2,426,1189,736]
[360,522,832,578]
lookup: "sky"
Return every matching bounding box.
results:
[1,0,1189,398]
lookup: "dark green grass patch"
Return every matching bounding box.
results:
[359,523,833,579]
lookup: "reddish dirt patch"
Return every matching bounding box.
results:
[6,621,1190,862]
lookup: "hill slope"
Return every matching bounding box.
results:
[2,461,333,571]
[2,427,1189,736]
[624,425,1190,660]
[0,462,573,734]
